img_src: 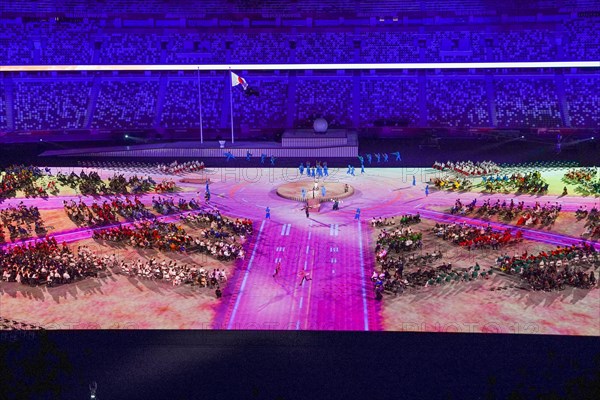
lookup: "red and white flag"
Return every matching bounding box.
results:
[231,71,248,90]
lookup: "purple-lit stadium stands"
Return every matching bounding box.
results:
[92,80,159,129]
[2,72,598,134]
[0,1,598,138]
[426,78,489,127]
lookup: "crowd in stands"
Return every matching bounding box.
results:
[160,79,223,129]
[232,78,288,129]
[426,79,489,127]
[0,23,33,65]
[360,32,419,63]
[13,81,90,130]
[64,197,152,227]
[432,222,522,250]
[295,79,352,129]
[0,238,105,286]
[0,202,45,242]
[229,33,291,64]
[0,74,598,131]
[489,30,558,62]
[451,198,561,227]
[432,160,500,176]
[359,79,420,127]
[564,19,600,61]
[157,160,204,175]
[497,244,598,291]
[99,33,161,64]
[39,22,94,65]
[92,81,158,129]
[565,77,600,128]
[164,33,227,64]
[1,17,598,66]
[160,80,199,129]
[0,83,7,130]
[294,33,352,63]
[0,165,48,199]
[495,78,562,128]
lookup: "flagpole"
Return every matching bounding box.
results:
[197,67,203,144]
[229,69,235,144]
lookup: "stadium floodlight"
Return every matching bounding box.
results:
[89,382,97,399]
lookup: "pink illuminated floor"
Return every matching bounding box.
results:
[1,166,599,334]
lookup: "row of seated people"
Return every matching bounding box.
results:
[378,250,444,277]
[564,167,597,185]
[92,218,247,261]
[155,180,176,193]
[119,257,227,288]
[432,222,522,250]
[157,160,205,175]
[496,244,598,291]
[370,213,421,228]
[0,238,105,286]
[179,210,254,238]
[64,197,153,227]
[373,262,493,298]
[451,198,561,226]
[0,165,49,199]
[577,207,600,239]
[563,167,600,196]
[151,196,201,215]
[375,226,423,258]
[432,160,500,176]
[0,202,45,242]
[482,171,549,194]
[0,317,44,330]
[56,170,156,195]
[430,176,473,191]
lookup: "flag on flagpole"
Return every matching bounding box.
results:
[231,71,248,90]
